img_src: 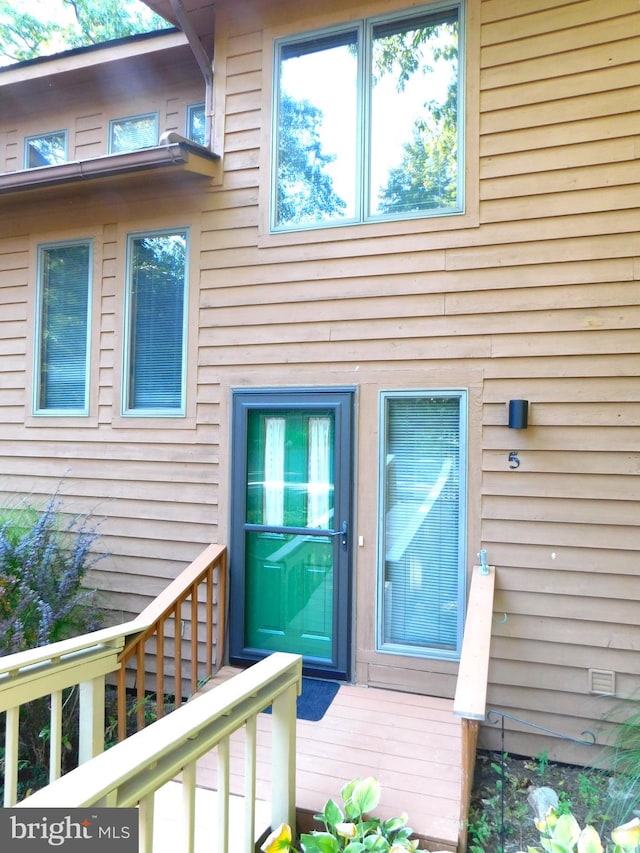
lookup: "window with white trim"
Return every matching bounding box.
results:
[378,390,467,659]
[25,131,67,168]
[272,2,463,231]
[109,113,159,154]
[34,241,92,415]
[123,229,188,416]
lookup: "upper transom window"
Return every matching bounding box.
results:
[25,131,67,169]
[109,113,159,154]
[272,2,463,232]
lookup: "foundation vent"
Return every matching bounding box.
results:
[588,668,616,696]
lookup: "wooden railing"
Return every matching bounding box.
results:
[0,621,140,805]
[0,544,227,805]
[453,560,496,853]
[117,543,227,738]
[16,652,302,853]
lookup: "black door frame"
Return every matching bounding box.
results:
[229,387,355,679]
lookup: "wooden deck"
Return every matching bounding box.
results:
[194,668,463,852]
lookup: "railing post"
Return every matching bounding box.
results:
[4,706,19,806]
[79,676,105,763]
[50,690,63,783]
[139,791,155,853]
[217,735,231,853]
[270,679,298,832]
[454,559,496,853]
[182,760,197,853]
[244,715,258,853]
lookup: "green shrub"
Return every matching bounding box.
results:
[261,777,421,852]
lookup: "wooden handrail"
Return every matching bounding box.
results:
[453,562,496,853]
[453,563,495,721]
[0,621,146,806]
[17,653,302,853]
[117,543,227,740]
[0,544,227,805]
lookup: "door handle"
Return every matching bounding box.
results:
[333,520,348,551]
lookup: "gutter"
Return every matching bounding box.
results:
[0,137,219,196]
[169,0,214,150]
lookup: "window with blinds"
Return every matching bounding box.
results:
[109,113,158,154]
[378,391,467,659]
[123,230,188,415]
[35,241,92,415]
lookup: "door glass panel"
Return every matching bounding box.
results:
[263,416,285,526]
[246,409,334,528]
[307,416,332,527]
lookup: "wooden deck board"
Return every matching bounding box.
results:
[194,669,462,851]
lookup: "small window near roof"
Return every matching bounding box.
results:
[109,113,159,154]
[187,103,206,146]
[25,131,67,169]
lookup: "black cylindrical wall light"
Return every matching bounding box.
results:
[508,399,529,429]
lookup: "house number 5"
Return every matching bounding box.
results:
[508,451,520,470]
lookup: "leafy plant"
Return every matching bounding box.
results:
[535,750,550,782]
[104,689,176,746]
[522,806,640,853]
[577,772,610,825]
[467,808,492,853]
[469,752,532,852]
[261,777,422,852]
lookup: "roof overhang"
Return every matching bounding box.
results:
[0,135,219,199]
[0,30,188,89]
[140,1,214,44]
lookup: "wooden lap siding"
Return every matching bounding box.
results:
[0,0,639,761]
[207,0,640,762]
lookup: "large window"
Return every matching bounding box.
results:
[34,241,92,415]
[123,230,188,415]
[25,131,67,169]
[109,113,158,154]
[378,391,466,659]
[273,2,463,231]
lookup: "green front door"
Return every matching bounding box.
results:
[230,389,353,678]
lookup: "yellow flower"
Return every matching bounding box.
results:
[611,817,640,850]
[335,822,358,838]
[261,823,292,853]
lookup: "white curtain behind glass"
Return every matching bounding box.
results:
[307,416,331,528]
[263,417,285,526]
